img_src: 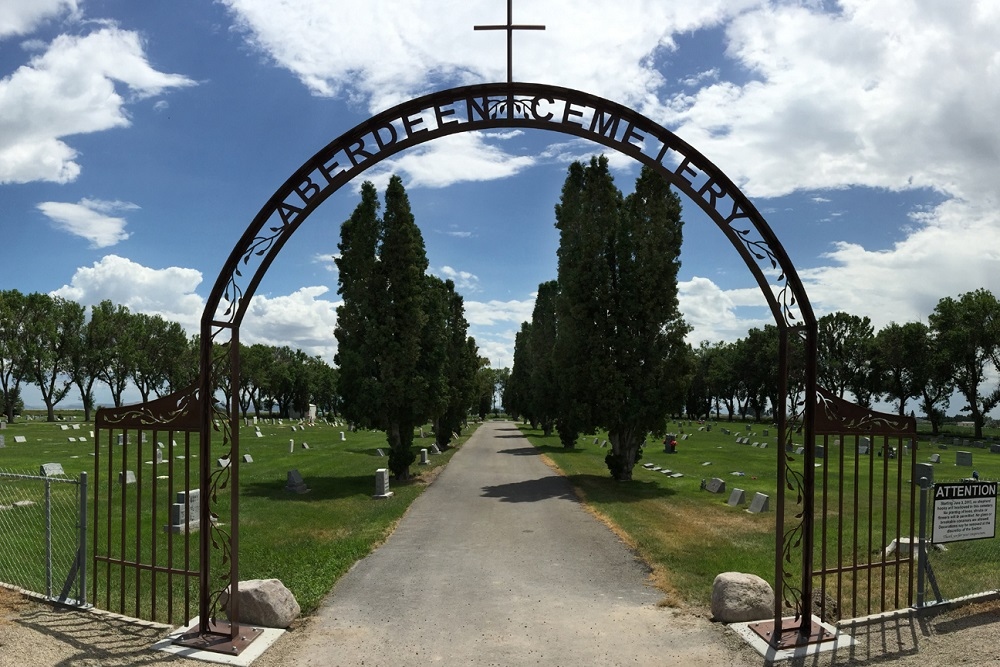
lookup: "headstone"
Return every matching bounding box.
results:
[289,439,294,453]
[340,431,346,442]
[243,454,254,464]
[815,445,825,459]
[682,434,690,440]
[763,430,769,437]
[794,447,805,455]
[67,437,76,442]
[727,488,746,506]
[72,424,80,430]
[0,421,4,430]
[430,443,441,454]
[858,443,870,455]
[373,468,393,499]
[593,437,598,445]
[301,442,310,449]
[748,492,770,513]
[167,489,201,533]
[118,470,137,485]
[759,443,767,449]
[376,448,385,457]
[256,429,263,438]
[12,435,26,443]
[706,478,726,494]
[670,473,683,478]
[217,457,230,468]
[600,440,607,448]
[60,424,69,430]
[155,449,164,464]
[420,448,430,465]
[285,469,309,494]
[914,462,934,485]
[956,451,973,466]
[930,453,941,463]
[643,462,655,469]
[40,463,65,477]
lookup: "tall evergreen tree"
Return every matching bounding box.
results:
[555,157,689,481]
[528,280,560,437]
[335,176,429,479]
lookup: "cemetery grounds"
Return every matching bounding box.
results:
[3,415,1000,665]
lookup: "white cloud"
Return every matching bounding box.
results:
[364,132,536,191]
[220,0,756,113]
[678,277,769,344]
[465,297,535,328]
[0,26,196,184]
[434,266,480,292]
[243,286,341,362]
[0,0,78,39]
[37,198,136,247]
[51,255,205,330]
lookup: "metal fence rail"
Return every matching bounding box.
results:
[0,468,88,605]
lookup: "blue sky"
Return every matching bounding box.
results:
[2,1,999,409]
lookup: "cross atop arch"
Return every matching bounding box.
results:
[474,0,545,83]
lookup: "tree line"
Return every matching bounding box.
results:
[0,285,498,437]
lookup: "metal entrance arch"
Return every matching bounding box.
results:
[96,81,824,650]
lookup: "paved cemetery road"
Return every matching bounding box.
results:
[256,421,759,667]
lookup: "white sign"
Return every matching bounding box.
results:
[932,481,997,544]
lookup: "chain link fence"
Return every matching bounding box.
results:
[914,460,1000,608]
[0,467,88,605]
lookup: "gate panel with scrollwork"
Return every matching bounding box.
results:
[92,383,204,625]
[811,387,918,623]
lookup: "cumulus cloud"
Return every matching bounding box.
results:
[464,298,535,328]
[0,0,78,39]
[679,277,770,344]
[434,266,480,292]
[0,26,196,184]
[243,286,341,362]
[36,198,136,247]
[51,255,205,330]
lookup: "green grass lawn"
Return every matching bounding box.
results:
[522,422,1000,613]
[0,415,477,623]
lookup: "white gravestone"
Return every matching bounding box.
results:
[289,439,294,453]
[167,489,201,533]
[420,448,430,465]
[40,463,65,477]
[340,431,346,442]
[301,442,310,449]
[430,443,441,454]
[118,470,137,485]
[243,454,254,463]
[376,448,385,457]
[217,457,230,468]
[13,435,26,443]
[373,468,393,499]
[155,449,164,464]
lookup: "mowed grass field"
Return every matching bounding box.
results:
[3,414,1000,623]
[520,422,1000,612]
[0,414,476,621]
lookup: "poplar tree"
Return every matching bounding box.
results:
[335,176,429,479]
[528,280,560,437]
[555,157,689,481]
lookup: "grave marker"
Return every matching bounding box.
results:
[40,463,65,477]
[420,448,430,465]
[243,454,254,463]
[727,488,746,507]
[340,431,346,442]
[13,435,26,443]
[67,437,76,443]
[430,443,441,454]
[748,493,770,513]
[914,462,934,485]
[217,457,230,468]
[301,442,310,450]
[285,470,309,494]
[706,478,726,494]
[166,489,201,533]
[930,453,941,464]
[956,451,973,467]
[376,448,385,457]
[118,470,137,485]
[373,468,393,499]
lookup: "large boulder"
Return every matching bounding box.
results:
[221,579,300,628]
[710,572,773,623]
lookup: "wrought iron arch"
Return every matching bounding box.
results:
[106,82,824,650]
